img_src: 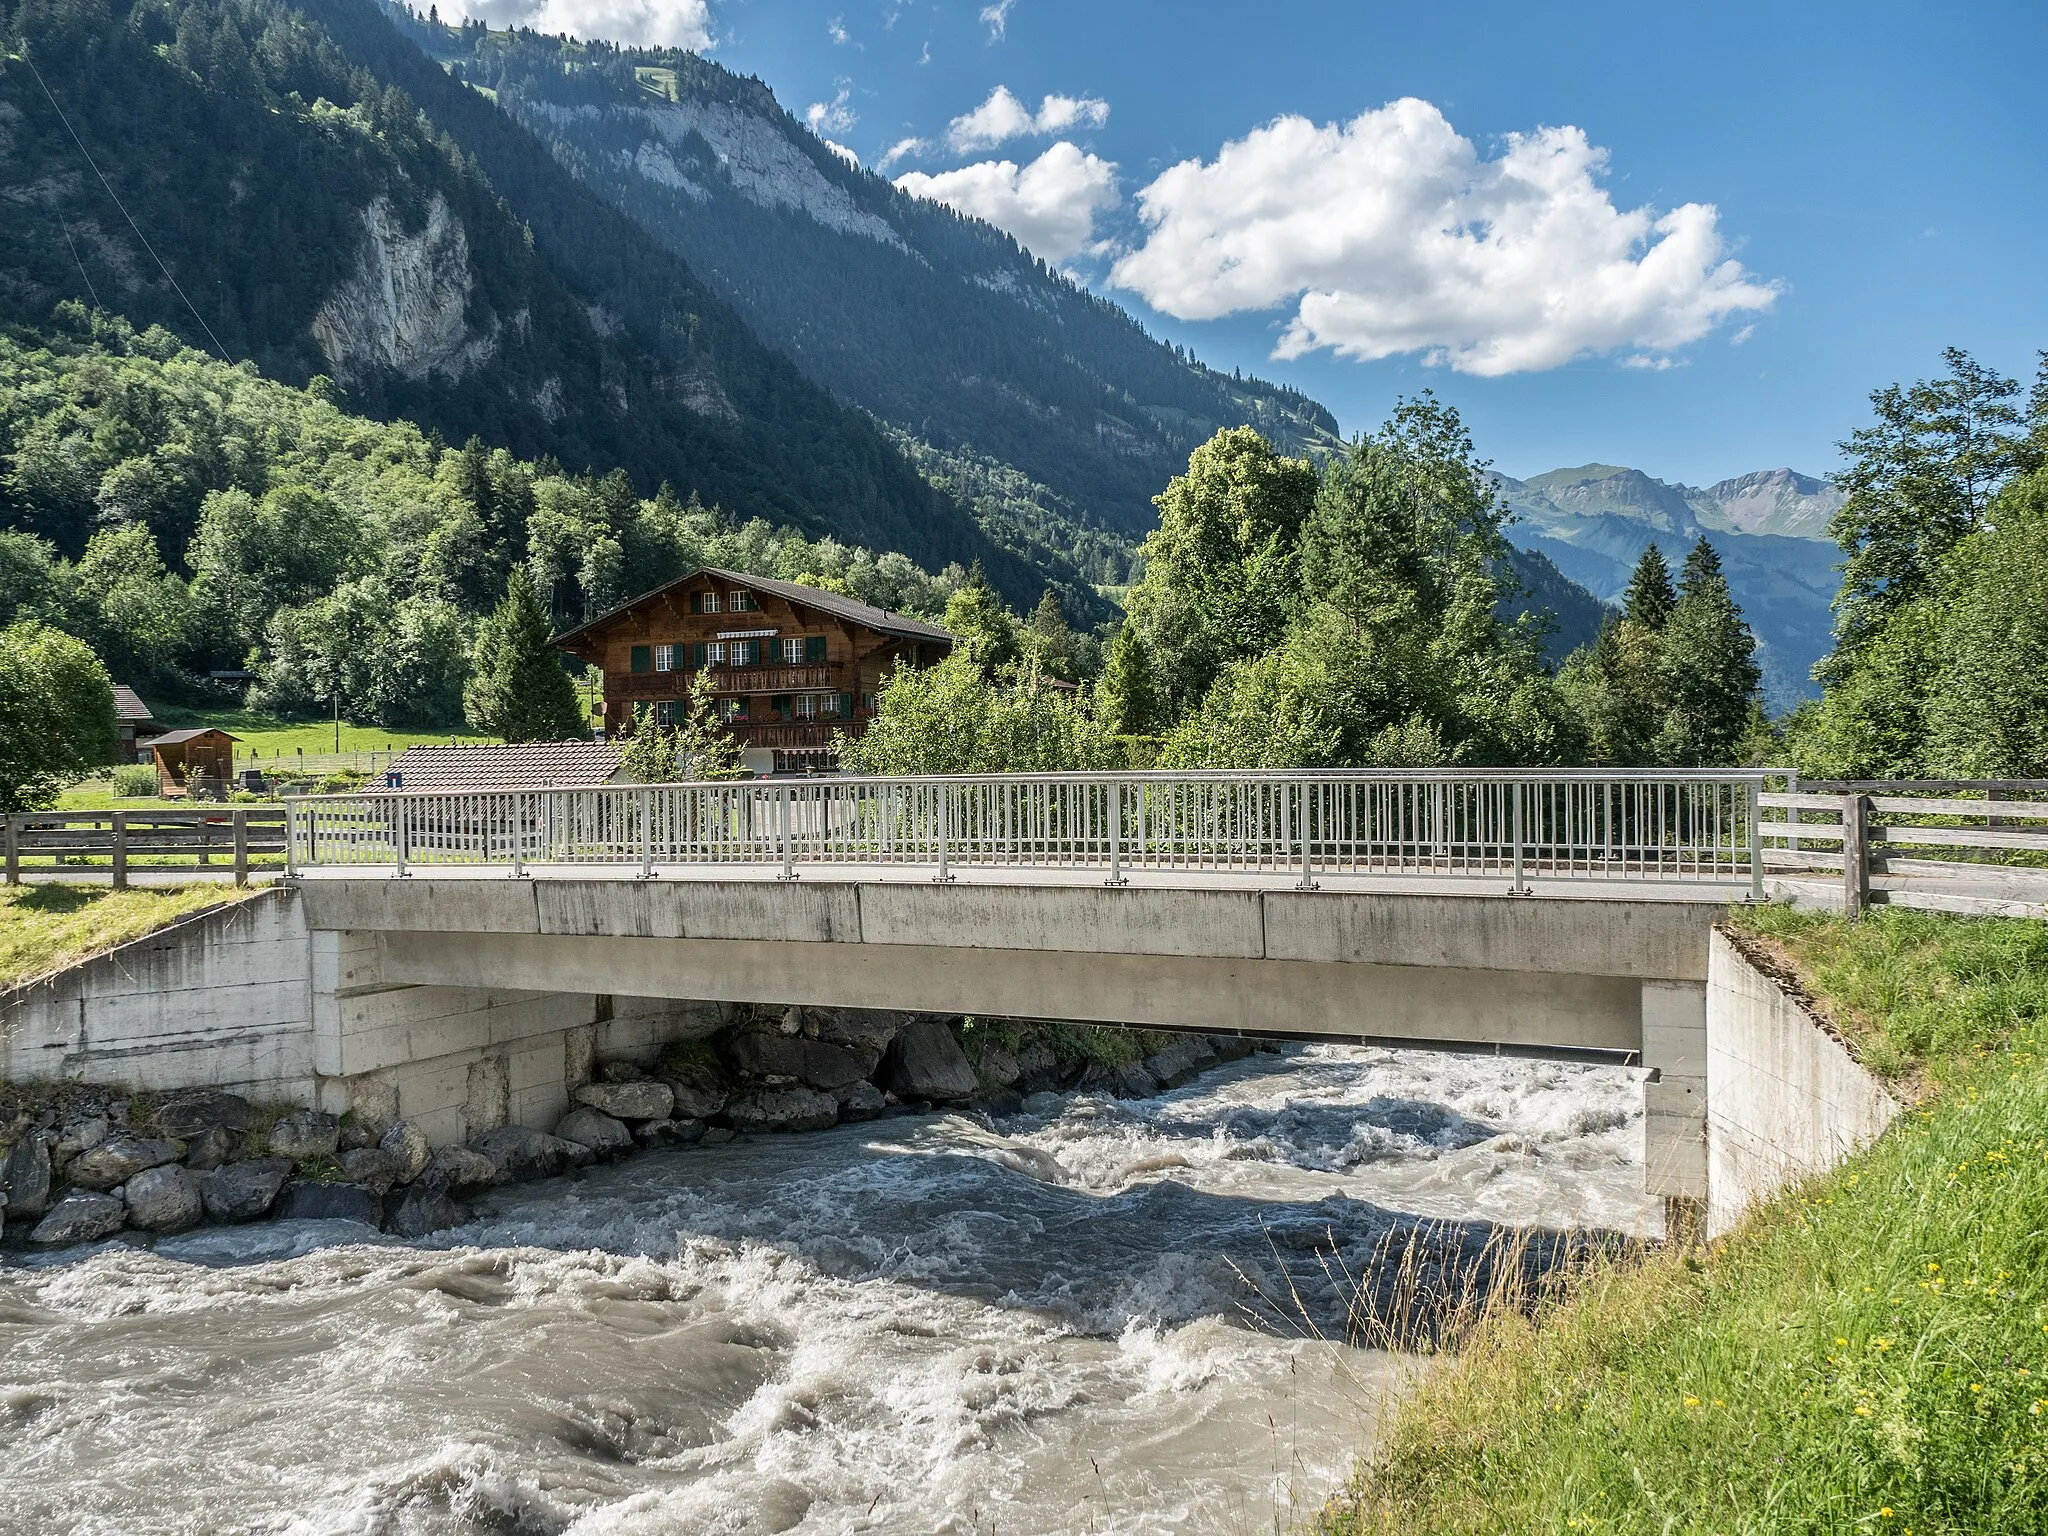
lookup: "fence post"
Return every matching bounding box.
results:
[639,787,654,879]
[284,801,297,878]
[1106,780,1126,887]
[111,810,128,891]
[233,808,249,888]
[1295,781,1318,892]
[394,797,410,880]
[933,784,954,883]
[778,785,797,881]
[509,794,526,880]
[4,814,17,886]
[1510,783,1527,895]
[1841,793,1868,919]
[1747,779,1764,903]
[1785,770,1801,859]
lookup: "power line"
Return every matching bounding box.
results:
[21,49,233,362]
[57,217,101,310]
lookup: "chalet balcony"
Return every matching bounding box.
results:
[727,721,853,750]
[606,665,843,700]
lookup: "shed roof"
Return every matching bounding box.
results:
[388,742,623,792]
[552,566,955,650]
[112,685,158,724]
[152,728,239,748]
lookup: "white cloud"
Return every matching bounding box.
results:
[827,14,848,44]
[895,141,1117,262]
[434,0,711,48]
[1109,98,1780,376]
[979,0,1016,39]
[822,139,860,167]
[877,136,928,171]
[947,85,1108,151]
[806,83,857,135]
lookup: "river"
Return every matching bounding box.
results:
[0,1043,1654,1535]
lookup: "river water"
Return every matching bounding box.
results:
[0,1044,1654,1536]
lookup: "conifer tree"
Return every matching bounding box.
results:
[1655,538,1761,765]
[942,566,1020,672]
[463,569,586,741]
[1622,544,1675,631]
[1096,623,1162,736]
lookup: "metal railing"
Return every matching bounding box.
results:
[286,770,1768,894]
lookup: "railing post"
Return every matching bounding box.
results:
[110,811,128,890]
[1295,780,1318,892]
[933,783,954,883]
[1841,793,1868,919]
[284,801,298,878]
[778,785,797,880]
[233,808,249,888]
[639,787,655,879]
[1747,779,1764,903]
[1509,783,1527,895]
[1785,769,1801,859]
[1106,780,1126,887]
[4,814,17,886]
[394,796,410,880]
[509,793,527,879]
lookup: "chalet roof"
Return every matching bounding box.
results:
[152,728,238,747]
[111,685,158,724]
[388,742,623,792]
[552,566,955,650]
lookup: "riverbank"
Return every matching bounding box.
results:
[1323,906,2048,1534]
[0,883,254,990]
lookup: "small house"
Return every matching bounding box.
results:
[550,567,956,776]
[112,685,168,761]
[384,742,625,793]
[151,728,238,799]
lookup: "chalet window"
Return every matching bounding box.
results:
[795,694,816,719]
[731,639,756,666]
[861,692,877,713]
[772,694,793,721]
[819,693,844,718]
[782,637,804,665]
[805,635,828,664]
[654,644,677,672]
[699,591,721,614]
[629,645,652,675]
[729,591,754,611]
[723,697,748,721]
[653,700,678,727]
[706,641,726,666]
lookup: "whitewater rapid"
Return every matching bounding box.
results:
[0,1044,1654,1535]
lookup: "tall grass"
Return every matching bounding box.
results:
[1322,909,2048,1535]
[0,882,248,989]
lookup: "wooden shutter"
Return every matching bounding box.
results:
[690,591,703,614]
[805,635,827,663]
[692,642,707,668]
[630,645,652,674]
[839,692,854,719]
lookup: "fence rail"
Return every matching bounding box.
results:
[1761,780,2048,918]
[4,808,288,887]
[286,770,1768,894]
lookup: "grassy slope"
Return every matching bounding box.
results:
[0,884,254,990]
[1324,907,2048,1536]
[149,706,497,759]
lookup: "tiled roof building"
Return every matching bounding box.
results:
[386,743,624,792]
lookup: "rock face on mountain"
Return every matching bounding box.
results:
[1494,464,1844,708]
[311,194,495,385]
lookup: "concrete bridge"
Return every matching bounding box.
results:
[274,771,1773,1220]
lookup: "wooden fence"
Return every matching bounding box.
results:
[1759,779,2048,919]
[3,808,288,888]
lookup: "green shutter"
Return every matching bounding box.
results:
[806,635,827,663]
[692,642,707,668]
[689,592,702,614]
[839,692,854,719]
[630,645,652,674]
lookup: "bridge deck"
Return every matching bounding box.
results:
[291,860,1753,904]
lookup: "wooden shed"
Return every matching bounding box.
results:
[151,728,238,799]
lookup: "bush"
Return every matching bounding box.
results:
[109,765,158,797]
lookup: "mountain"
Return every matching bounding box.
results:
[1494,464,1844,709]
[382,16,1340,580]
[0,0,1048,606]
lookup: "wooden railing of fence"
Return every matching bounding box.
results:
[1759,779,2048,918]
[3,808,288,888]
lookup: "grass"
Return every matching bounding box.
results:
[149,704,495,760]
[0,882,254,990]
[1322,907,2048,1536]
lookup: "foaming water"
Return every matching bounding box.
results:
[0,1045,1654,1534]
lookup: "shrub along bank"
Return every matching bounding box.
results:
[1324,907,2048,1535]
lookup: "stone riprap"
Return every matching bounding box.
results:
[2,1013,1268,1250]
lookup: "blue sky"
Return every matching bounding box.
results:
[455,0,2046,486]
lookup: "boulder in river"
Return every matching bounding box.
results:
[269,1110,340,1162]
[70,1135,180,1190]
[339,1147,403,1195]
[468,1126,573,1183]
[728,1031,870,1091]
[125,1165,204,1233]
[3,1132,53,1220]
[153,1091,253,1140]
[573,1081,674,1122]
[881,1020,979,1102]
[833,1081,888,1122]
[185,1125,241,1171]
[423,1145,500,1197]
[1108,1063,1160,1100]
[276,1181,380,1227]
[29,1191,126,1246]
[634,1118,706,1147]
[667,1083,727,1121]
[202,1158,292,1223]
[1142,1036,1216,1088]
[388,1183,472,1239]
[555,1108,633,1158]
[379,1121,432,1184]
[725,1087,839,1134]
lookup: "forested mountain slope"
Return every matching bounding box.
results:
[380,13,1339,573]
[1496,464,1843,708]
[0,0,1045,601]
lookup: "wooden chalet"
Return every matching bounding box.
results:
[151,727,237,799]
[112,684,168,760]
[552,567,955,775]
